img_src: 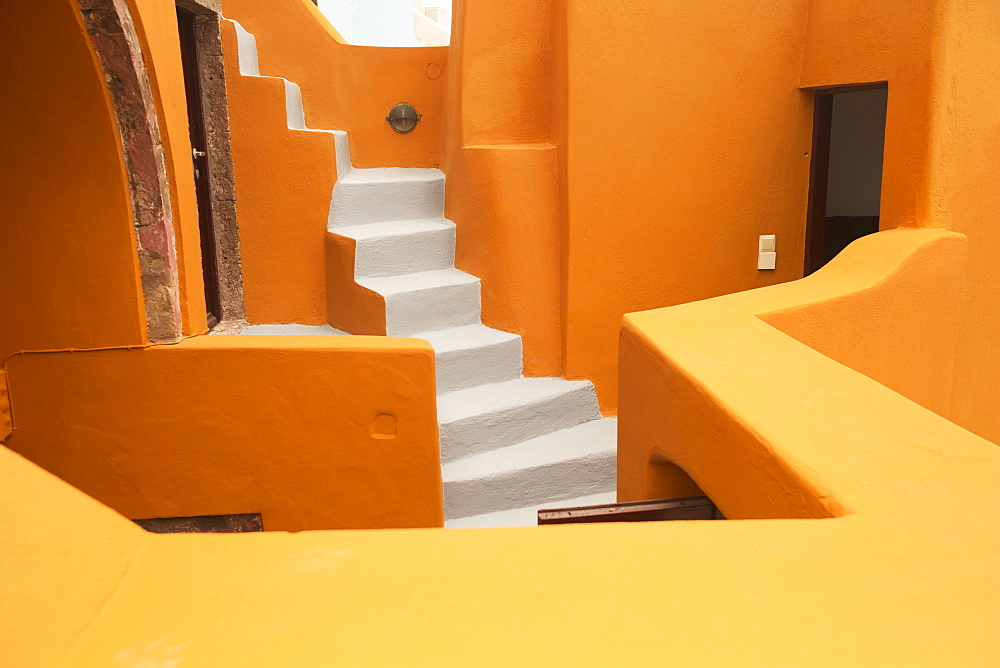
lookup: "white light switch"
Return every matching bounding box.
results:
[758,251,776,270]
[758,234,776,270]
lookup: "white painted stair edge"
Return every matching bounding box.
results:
[442,418,617,519]
[227,20,616,525]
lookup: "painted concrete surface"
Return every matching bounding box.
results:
[442,418,617,518]
[230,19,616,525]
[418,324,521,393]
[437,378,602,464]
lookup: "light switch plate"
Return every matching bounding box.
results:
[759,234,776,252]
[758,251,776,270]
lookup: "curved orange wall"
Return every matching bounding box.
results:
[0,0,146,361]
[928,2,1000,445]
[443,0,564,377]
[5,336,443,532]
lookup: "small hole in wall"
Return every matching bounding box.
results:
[371,412,398,439]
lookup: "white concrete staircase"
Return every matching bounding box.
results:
[230,20,616,527]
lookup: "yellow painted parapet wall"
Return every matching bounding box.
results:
[4,229,998,664]
[4,336,443,532]
[619,229,969,512]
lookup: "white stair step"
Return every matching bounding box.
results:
[438,377,601,464]
[445,491,617,529]
[443,418,617,519]
[328,167,445,228]
[359,269,481,336]
[333,219,456,278]
[230,20,260,76]
[417,325,523,394]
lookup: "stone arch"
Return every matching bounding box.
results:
[78,0,183,341]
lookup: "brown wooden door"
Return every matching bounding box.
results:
[176,6,222,326]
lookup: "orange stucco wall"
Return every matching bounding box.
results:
[760,248,964,421]
[0,0,146,362]
[929,2,1000,445]
[223,18,338,324]
[4,336,442,532]
[800,0,936,230]
[126,0,210,334]
[220,0,448,324]
[562,1,814,412]
[443,0,564,377]
[444,0,817,404]
[443,0,984,422]
[620,229,968,507]
[222,0,447,168]
[4,229,999,665]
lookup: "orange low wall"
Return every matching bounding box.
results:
[5,228,999,665]
[3,335,442,532]
[620,228,968,509]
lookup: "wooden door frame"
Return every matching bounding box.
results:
[174,0,246,328]
[804,81,888,276]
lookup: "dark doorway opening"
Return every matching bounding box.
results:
[805,83,888,275]
[176,5,222,326]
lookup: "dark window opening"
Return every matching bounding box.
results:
[805,83,888,275]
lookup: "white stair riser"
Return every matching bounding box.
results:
[284,80,305,129]
[384,281,481,336]
[444,450,617,519]
[333,131,352,177]
[355,227,456,278]
[439,385,601,464]
[435,337,523,394]
[329,178,445,228]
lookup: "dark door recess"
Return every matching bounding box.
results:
[176,6,222,326]
[805,83,889,275]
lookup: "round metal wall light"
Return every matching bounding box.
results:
[386,103,421,133]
